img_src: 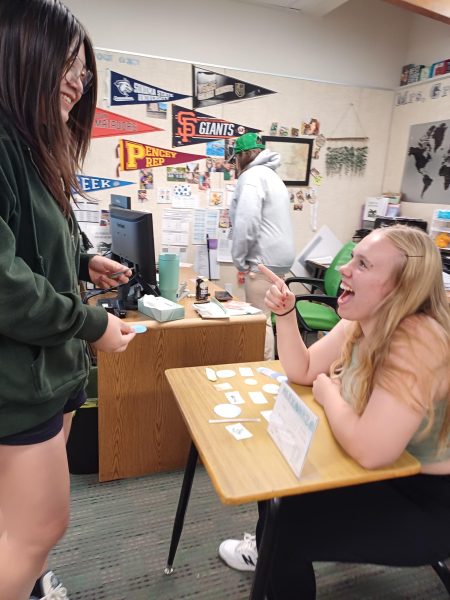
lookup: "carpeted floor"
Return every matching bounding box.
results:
[49,468,448,600]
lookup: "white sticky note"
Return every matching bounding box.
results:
[260,410,273,422]
[225,423,253,440]
[214,403,241,418]
[249,391,268,405]
[225,391,245,405]
[239,367,254,377]
[216,369,236,378]
[214,382,233,391]
[262,383,280,395]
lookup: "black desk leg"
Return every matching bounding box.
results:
[164,442,198,575]
[249,497,281,600]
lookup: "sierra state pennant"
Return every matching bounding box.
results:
[119,139,206,171]
[172,104,260,147]
[92,107,163,138]
[192,65,276,109]
[110,70,190,106]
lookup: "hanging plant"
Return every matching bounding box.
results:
[325,145,368,177]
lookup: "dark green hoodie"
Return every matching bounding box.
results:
[0,116,108,437]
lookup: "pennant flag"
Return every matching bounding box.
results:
[192,65,276,109]
[75,175,134,193]
[110,70,190,106]
[172,105,260,147]
[118,139,206,171]
[92,107,163,138]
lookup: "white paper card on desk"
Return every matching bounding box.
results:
[225,423,253,440]
[193,301,229,319]
[225,391,245,405]
[193,298,262,319]
[268,382,319,479]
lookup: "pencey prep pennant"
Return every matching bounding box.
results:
[110,70,190,106]
[92,107,163,138]
[192,65,276,109]
[172,104,260,147]
[75,175,134,193]
[118,139,206,171]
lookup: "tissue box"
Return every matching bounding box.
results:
[137,296,185,322]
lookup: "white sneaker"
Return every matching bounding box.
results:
[30,570,69,600]
[219,533,258,572]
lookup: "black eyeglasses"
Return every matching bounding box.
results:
[65,56,93,94]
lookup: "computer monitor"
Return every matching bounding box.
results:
[109,206,159,309]
[110,193,131,209]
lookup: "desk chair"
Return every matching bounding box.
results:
[279,241,355,344]
[432,560,450,593]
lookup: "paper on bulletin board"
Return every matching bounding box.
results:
[217,228,233,262]
[161,209,190,246]
[192,208,220,245]
[74,202,112,255]
[194,245,220,280]
[268,382,319,479]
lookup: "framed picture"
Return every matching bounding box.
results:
[262,136,313,186]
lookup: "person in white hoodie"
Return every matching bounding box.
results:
[230,132,295,360]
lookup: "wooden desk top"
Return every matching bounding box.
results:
[93,266,266,328]
[166,360,421,505]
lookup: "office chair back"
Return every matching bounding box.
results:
[323,241,356,296]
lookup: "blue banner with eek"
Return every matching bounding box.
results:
[75,175,134,193]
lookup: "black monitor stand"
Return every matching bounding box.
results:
[116,273,160,311]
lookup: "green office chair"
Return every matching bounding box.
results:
[281,241,356,343]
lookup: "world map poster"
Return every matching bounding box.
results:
[401,119,450,204]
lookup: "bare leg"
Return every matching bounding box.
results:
[0,430,70,600]
[245,271,275,360]
[34,412,74,583]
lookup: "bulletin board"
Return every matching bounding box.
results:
[79,47,394,291]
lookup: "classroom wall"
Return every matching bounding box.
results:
[382,13,450,225]
[64,0,411,90]
[82,48,394,292]
[405,12,450,67]
[64,0,450,291]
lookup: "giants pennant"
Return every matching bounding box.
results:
[172,105,259,147]
[118,139,206,171]
[92,107,163,138]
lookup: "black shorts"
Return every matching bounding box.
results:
[0,390,87,446]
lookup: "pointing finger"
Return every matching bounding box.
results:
[258,264,288,295]
[258,263,282,285]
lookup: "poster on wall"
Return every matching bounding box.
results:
[262,136,313,186]
[172,105,260,147]
[110,70,189,106]
[401,119,450,203]
[192,65,275,109]
[118,139,206,171]
[92,108,163,138]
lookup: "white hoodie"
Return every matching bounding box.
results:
[230,149,295,274]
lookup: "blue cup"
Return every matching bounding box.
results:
[158,253,179,302]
